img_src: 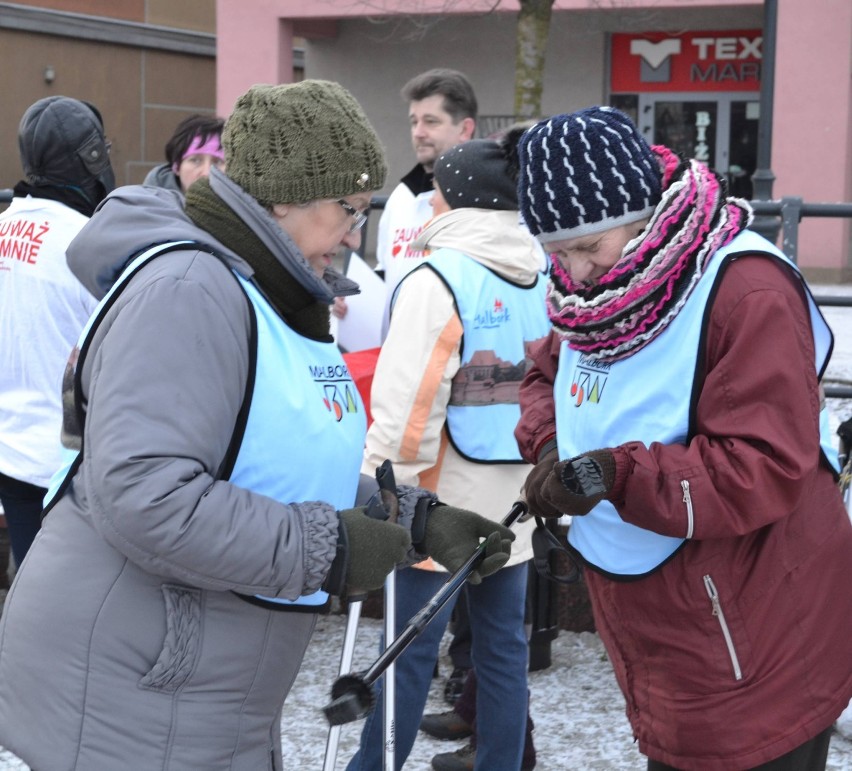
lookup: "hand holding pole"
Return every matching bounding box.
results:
[322,500,527,726]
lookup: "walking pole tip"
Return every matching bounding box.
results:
[323,673,375,726]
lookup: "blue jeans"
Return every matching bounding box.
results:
[346,561,529,771]
[0,471,46,570]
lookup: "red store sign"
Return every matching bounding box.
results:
[611,30,762,93]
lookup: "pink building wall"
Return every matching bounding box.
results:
[215,0,757,115]
[771,0,852,275]
[215,0,852,279]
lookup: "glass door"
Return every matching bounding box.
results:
[634,93,759,199]
[726,100,760,199]
[653,101,717,166]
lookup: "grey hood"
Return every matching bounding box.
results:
[66,183,236,300]
[142,162,182,193]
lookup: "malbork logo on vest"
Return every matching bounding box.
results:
[473,297,510,330]
[570,357,610,408]
[309,362,361,422]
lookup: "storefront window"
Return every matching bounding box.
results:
[727,100,759,199]
[653,101,717,166]
[610,94,638,125]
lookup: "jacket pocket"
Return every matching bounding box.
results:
[703,574,743,681]
[139,583,202,692]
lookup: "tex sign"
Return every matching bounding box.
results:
[611,30,762,92]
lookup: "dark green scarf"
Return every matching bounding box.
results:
[185,177,331,340]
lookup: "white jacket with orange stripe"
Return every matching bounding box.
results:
[362,207,546,570]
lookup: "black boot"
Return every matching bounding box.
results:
[432,741,536,770]
[443,666,470,705]
[431,742,476,771]
[420,709,473,740]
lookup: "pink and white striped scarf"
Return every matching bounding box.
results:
[546,145,753,362]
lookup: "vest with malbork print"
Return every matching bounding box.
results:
[232,276,365,610]
[420,248,549,463]
[45,242,366,610]
[555,230,836,579]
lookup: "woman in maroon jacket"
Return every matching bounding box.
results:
[515,106,852,770]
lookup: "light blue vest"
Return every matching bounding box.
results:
[554,230,836,578]
[46,242,366,609]
[234,277,365,609]
[421,249,550,462]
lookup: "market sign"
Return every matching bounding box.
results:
[611,30,762,92]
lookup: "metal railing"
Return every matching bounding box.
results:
[750,197,852,266]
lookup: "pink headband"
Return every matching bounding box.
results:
[172,134,224,172]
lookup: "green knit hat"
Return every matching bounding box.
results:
[222,80,387,204]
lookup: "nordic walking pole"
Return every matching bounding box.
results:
[383,556,396,771]
[322,602,363,771]
[322,460,398,771]
[323,500,528,727]
[373,462,399,771]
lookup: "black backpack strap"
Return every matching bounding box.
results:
[531,516,581,585]
[216,273,257,481]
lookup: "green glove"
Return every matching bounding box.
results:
[420,504,515,585]
[541,449,616,516]
[323,508,411,598]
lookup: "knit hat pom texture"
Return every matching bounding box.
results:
[223,81,387,205]
[433,139,518,211]
[519,106,662,244]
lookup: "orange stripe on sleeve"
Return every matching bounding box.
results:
[400,315,463,462]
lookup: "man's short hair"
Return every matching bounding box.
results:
[401,68,477,124]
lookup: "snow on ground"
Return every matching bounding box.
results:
[0,286,851,770]
[280,612,852,770]
[4,611,849,770]
[283,613,643,770]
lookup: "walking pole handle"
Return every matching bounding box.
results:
[322,500,528,726]
[346,460,398,604]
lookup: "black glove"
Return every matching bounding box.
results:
[323,508,410,598]
[541,449,616,516]
[413,500,515,584]
[521,440,562,519]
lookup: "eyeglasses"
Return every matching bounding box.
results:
[336,199,369,233]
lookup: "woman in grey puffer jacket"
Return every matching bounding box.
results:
[0,81,514,771]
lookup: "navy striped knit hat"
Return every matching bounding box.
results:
[518,106,662,244]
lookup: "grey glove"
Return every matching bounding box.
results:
[418,502,515,585]
[323,508,411,598]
